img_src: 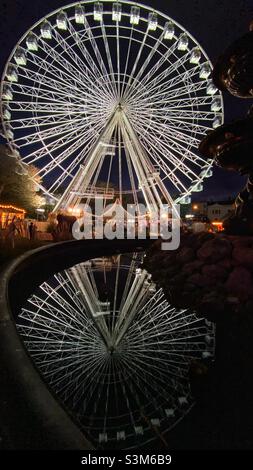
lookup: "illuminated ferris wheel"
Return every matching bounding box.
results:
[17,253,215,449]
[0,1,224,211]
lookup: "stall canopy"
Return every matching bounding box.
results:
[0,204,26,228]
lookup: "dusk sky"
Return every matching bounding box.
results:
[1,0,253,201]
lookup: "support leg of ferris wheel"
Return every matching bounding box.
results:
[121,112,162,209]
[53,109,121,212]
[111,269,151,350]
[120,111,179,214]
[69,265,111,349]
[119,123,157,212]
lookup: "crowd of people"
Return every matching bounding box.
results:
[1,217,38,248]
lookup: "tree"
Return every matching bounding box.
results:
[0,145,44,213]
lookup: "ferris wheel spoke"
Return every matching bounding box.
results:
[22,120,100,169]
[100,20,118,97]
[46,126,101,180]
[15,117,97,148]
[116,19,121,97]
[46,353,107,397]
[132,130,196,190]
[142,79,208,103]
[20,306,88,336]
[83,366,110,422]
[67,355,110,406]
[121,24,134,96]
[26,48,100,100]
[130,64,202,105]
[82,15,117,90]
[32,298,90,333]
[7,82,82,106]
[127,81,208,111]
[132,114,200,149]
[116,372,142,432]
[158,70,207,100]
[123,370,175,422]
[124,36,180,101]
[17,116,103,157]
[9,99,107,116]
[132,117,206,169]
[8,114,81,129]
[21,305,96,340]
[136,129,201,174]
[127,31,167,93]
[128,309,198,339]
[46,145,98,194]
[155,119,205,147]
[33,346,104,369]
[135,320,208,344]
[47,27,115,99]
[44,346,106,382]
[15,59,112,109]
[121,350,186,385]
[47,350,107,386]
[127,348,190,372]
[122,27,149,99]
[120,359,175,406]
[157,115,215,135]
[39,280,92,321]
[66,20,115,96]
[17,321,87,344]
[127,53,198,104]
[155,95,212,110]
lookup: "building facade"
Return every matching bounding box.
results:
[207,202,235,222]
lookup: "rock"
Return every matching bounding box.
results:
[225,296,240,305]
[230,236,253,248]
[183,232,214,250]
[187,273,203,286]
[162,265,181,278]
[202,264,227,281]
[225,267,253,301]
[197,237,232,263]
[146,234,253,322]
[161,254,175,268]
[232,246,253,270]
[176,246,195,264]
[182,260,204,275]
[168,273,187,286]
[188,273,215,287]
[183,283,197,292]
[218,258,233,270]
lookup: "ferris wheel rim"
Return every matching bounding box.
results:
[0,1,219,68]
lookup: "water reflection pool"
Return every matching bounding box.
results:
[16,252,215,449]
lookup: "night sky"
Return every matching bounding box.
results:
[1,0,253,201]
